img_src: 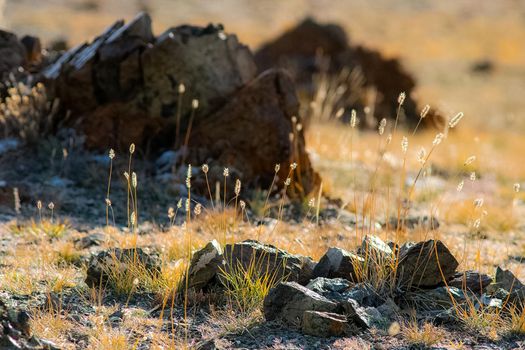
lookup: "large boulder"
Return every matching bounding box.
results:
[223,240,315,285]
[255,18,442,129]
[396,240,459,288]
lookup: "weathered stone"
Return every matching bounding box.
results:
[397,240,459,288]
[187,240,225,290]
[187,69,320,196]
[341,283,382,308]
[301,311,348,337]
[494,266,524,292]
[408,286,466,311]
[448,271,492,294]
[263,281,338,326]
[341,298,382,329]
[306,277,352,302]
[85,247,161,287]
[312,247,364,281]
[223,240,315,285]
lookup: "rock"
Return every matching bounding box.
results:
[312,247,364,281]
[254,18,441,129]
[341,298,383,329]
[20,35,42,67]
[408,286,465,311]
[85,247,161,287]
[0,299,60,349]
[223,240,315,285]
[397,240,459,288]
[0,30,26,79]
[187,240,225,290]
[448,271,492,294]
[301,311,348,337]
[306,277,352,301]
[187,69,320,196]
[494,267,524,292]
[358,235,393,260]
[74,232,106,249]
[264,281,339,326]
[341,283,383,308]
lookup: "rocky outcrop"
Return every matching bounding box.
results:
[255,18,443,128]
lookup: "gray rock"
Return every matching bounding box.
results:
[223,240,315,285]
[263,281,338,326]
[494,266,524,292]
[448,271,492,294]
[341,298,383,329]
[407,286,465,311]
[397,240,458,288]
[74,232,106,249]
[301,311,349,337]
[85,247,161,287]
[312,247,364,281]
[341,283,382,307]
[306,277,352,302]
[187,240,225,290]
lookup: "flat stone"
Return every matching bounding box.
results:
[301,311,348,337]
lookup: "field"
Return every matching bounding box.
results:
[1,1,525,349]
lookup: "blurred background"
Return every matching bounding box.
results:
[1,0,525,130]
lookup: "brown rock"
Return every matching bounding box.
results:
[448,271,492,294]
[301,311,348,337]
[312,247,364,281]
[397,240,459,288]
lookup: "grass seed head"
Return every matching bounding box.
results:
[421,104,430,118]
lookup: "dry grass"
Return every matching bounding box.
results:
[403,321,445,348]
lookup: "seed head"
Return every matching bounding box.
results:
[177,198,182,209]
[470,172,476,181]
[275,164,281,173]
[386,133,392,145]
[464,156,476,166]
[432,133,444,146]
[234,179,241,196]
[514,183,521,193]
[129,143,135,154]
[240,200,246,210]
[109,149,115,159]
[132,172,137,188]
[284,178,291,186]
[401,136,408,153]
[398,92,406,105]
[124,171,130,181]
[448,112,464,128]
[202,164,209,174]
[186,165,191,188]
[417,147,426,164]
[48,202,54,210]
[378,118,387,135]
[420,104,430,119]
[194,203,202,216]
[474,198,484,208]
[130,211,136,225]
[185,199,190,212]
[192,99,199,109]
[223,168,229,177]
[457,180,464,192]
[335,108,344,119]
[168,207,175,219]
[178,83,185,94]
[37,200,42,210]
[105,198,112,206]
[296,123,303,131]
[473,218,481,229]
[290,162,297,170]
[350,109,357,128]
[291,116,297,124]
[308,198,315,208]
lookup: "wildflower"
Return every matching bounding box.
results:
[398,92,406,105]
[420,104,430,118]
[448,112,464,128]
[234,179,241,196]
[401,136,408,153]
[109,149,115,159]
